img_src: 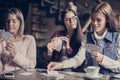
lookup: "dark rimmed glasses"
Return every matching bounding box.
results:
[64,16,78,22]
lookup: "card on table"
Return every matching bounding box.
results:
[46,70,65,78]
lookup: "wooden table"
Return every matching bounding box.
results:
[0,69,111,80]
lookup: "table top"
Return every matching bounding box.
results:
[0,69,113,80]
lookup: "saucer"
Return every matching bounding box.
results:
[84,74,103,79]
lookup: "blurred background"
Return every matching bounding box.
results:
[0,0,120,69]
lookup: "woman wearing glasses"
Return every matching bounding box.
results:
[45,9,84,71]
[48,2,120,76]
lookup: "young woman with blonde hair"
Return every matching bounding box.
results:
[48,2,120,76]
[0,8,36,73]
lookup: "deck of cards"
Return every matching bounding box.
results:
[53,37,62,52]
[0,29,12,41]
[85,43,102,53]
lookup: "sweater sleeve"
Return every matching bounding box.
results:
[99,34,120,72]
[62,39,86,69]
[12,35,36,69]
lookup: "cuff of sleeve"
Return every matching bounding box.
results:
[66,47,73,54]
[99,55,110,67]
[12,51,20,63]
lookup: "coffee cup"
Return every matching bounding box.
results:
[84,66,100,76]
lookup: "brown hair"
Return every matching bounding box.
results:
[91,2,117,31]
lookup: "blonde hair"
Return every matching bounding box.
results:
[91,2,117,31]
[5,8,24,37]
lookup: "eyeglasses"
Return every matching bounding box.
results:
[64,16,78,22]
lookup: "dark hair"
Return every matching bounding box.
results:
[61,8,84,56]
[61,8,78,31]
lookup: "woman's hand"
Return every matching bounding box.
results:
[60,36,70,49]
[47,37,63,53]
[5,41,16,58]
[91,52,104,62]
[47,62,64,71]
[47,42,55,53]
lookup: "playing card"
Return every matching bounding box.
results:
[0,29,5,37]
[4,31,13,41]
[85,43,102,53]
[47,70,65,79]
[0,30,12,41]
[54,37,62,52]
[47,70,59,75]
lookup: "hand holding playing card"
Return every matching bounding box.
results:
[85,43,102,53]
[0,29,13,41]
[6,41,16,58]
[54,37,62,52]
[91,52,104,62]
[47,37,62,53]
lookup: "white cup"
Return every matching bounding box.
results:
[85,66,100,76]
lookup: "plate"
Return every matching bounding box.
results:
[84,74,103,79]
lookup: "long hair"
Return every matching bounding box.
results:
[61,8,84,40]
[4,8,24,37]
[115,14,120,32]
[61,9,84,56]
[91,2,117,32]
